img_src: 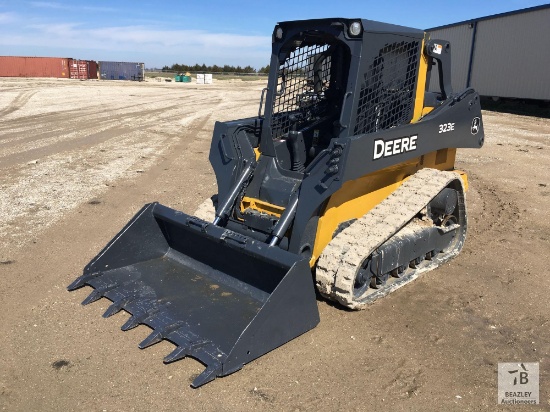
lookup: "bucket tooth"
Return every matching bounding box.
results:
[191,363,222,388]
[120,313,147,331]
[120,305,159,331]
[81,282,120,305]
[102,288,153,319]
[163,339,210,363]
[81,289,102,305]
[163,345,190,363]
[138,321,186,349]
[138,330,163,349]
[67,272,102,291]
[101,292,141,318]
[102,300,125,318]
[121,315,140,331]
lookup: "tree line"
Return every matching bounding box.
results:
[162,63,270,74]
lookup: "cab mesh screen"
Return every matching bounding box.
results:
[271,44,331,139]
[354,41,420,135]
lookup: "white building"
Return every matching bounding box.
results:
[427,5,550,100]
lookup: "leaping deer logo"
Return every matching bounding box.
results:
[471,117,480,135]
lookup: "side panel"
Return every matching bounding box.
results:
[341,90,483,183]
[0,56,69,78]
[88,61,98,79]
[99,61,144,80]
[310,149,457,265]
[289,88,483,253]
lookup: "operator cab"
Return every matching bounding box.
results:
[268,32,351,172]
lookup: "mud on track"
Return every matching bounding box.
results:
[0,78,548,411]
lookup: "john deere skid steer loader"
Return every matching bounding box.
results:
[69,18,484,387]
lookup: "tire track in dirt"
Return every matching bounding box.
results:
[466,171,520,244]
[0,90,37,116]
[0,86,242,296]
[0,87,220,125]
[0,100,206,150]
[0,111,219,293]
[0,92,220,140]
[0,95,227,260]
[0,83,248,268]
[102,110,219,215]
[0,102,217,168]
[0,92,223,166]
[428,167,548,367]
[0,91,220,140]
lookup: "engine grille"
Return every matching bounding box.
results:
[354,41,420,135]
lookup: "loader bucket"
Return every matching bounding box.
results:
[68,203,320,387]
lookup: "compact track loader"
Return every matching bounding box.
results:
[69,18,484,387]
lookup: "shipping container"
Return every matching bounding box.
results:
[427,4,550,100]
[69,59,98,80]
[98,61,144,81]
[0,56,70,78]
[196,73,204,84]
[204,74,213,84]
[89,60,98,79]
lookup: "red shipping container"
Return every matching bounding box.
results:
[69,59,86,79]
[69,59,98,79]
[88,60,98,79]
[0,56,70,78]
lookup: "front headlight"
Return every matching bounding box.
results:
[349,21,362,37]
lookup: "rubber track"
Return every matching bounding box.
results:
[316,168,465,310]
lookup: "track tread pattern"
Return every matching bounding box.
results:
[316,168,465,310]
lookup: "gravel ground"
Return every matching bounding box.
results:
[0,77,548,411]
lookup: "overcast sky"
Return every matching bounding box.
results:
[0,1,547,69]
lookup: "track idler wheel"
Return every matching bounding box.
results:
[353,260,373,298]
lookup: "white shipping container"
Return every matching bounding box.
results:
[204,74,213,84]
[196,73,205,84]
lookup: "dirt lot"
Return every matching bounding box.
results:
[0,77,548,411]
